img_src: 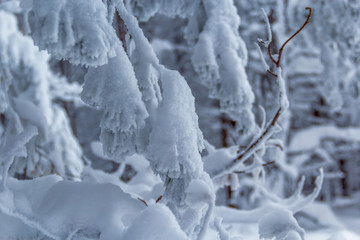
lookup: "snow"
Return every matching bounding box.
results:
[258,208,305,240]
[0,9,84,179]
[0,176,148,239]
[0,175,198,240]
[148,69,204,178]
[1,1,359,240]
[288,55,324,75]
[333,207,360,236]
[151,38,174,57]
[11,97,48,136]
[0,126,38,190]
[46,106,84,178]
[203,145,238,178]
[289,125,360,152]
[82,46,149,160]
[191,0,255,133]
[297,202,345,230]
[82,154,163,203]
[23,0,120,67]
[122,204,187,240]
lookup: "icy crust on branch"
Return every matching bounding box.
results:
[0,10,83,178]
[191,0,255,132]
[82,47,149,160]
[127,0,196,21]
[148,69,204,179]
[115,1,164,155]
[125,32,162,115]
[117,1,163,113]
[145,70,213,239]
[102,0,117,23]
[116,4,214,237]
[22,0,120,67]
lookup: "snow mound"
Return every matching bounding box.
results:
[123,204,187,240]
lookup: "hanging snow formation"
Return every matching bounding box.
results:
[82,46,149,160]
[22,0,120,67]
[148,69,204,179]
[127,0,256,134]
[190,0,255,133]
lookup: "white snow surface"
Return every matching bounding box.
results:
[258,208,305,240]
[0,175,189,240]
[122,204,187,240]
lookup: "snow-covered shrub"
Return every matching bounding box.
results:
[0,9,83,179]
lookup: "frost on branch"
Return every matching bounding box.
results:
[102,0,118,23]
[191,0,255,133]
[116,3,214,237]
[127,0,257,134]
[115,1,164,154]
[148,69,204,179]
[146,69,213,238]
[82,46,149,160]
[22,0,120,67]
[116,1,163,114]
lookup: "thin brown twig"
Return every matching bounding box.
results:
[276,7,312,67]
[156,195,163,203]
[137,197,148,207]
[234,107,282,163]
[213,7,311,178]
[273,143,284,151]
[268,7,312,68]
[267,69,278,77]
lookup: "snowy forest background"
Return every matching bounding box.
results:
[0,0,360,239]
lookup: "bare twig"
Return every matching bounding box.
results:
[235,107,281,161]
[267,69,278,78]
[137,197,148,207]
[268,7,312,68]
[211,7,312,178]
[156,195,163,203]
